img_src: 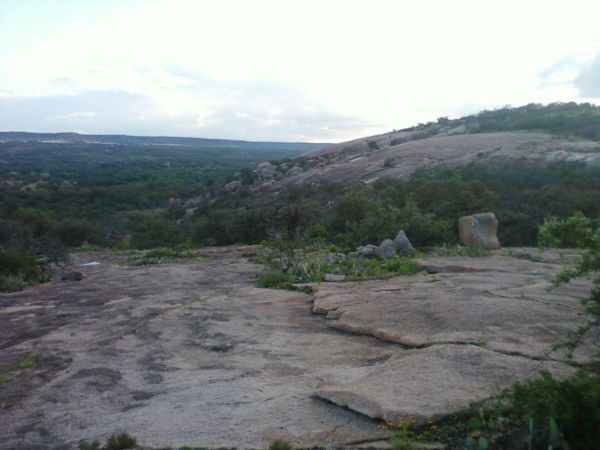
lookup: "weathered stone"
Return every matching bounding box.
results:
[324,253,345,265]
[312,252,595,360]
[316,345,574,423]
[324,274,346,282]
[378,239,397,259]
[358,244,379,259]
[459,212,500,249]
[224,180,241,192]
[61,270,84,281]
[392,230,415,256]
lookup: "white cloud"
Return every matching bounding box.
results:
[1,0,600,141]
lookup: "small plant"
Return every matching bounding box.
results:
[0,374,10,385]
[389,427,416,450]
[78,441,101,450]
[17,356,35,369]
[255,269,295,289]
[105,432,138,450]
[383,157,395,168]
[268,439,292,450]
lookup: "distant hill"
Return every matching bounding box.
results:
[254,102,600,188]
[0,131,326,151]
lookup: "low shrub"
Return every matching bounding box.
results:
[105,432,138,450]
[255,269,295,289]
[500,370,600,449]
[268,439,292,450]
[0,274,28,292]
[539,212,594,248]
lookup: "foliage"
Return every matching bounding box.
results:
[552,227,600,318]
[124,248,201,266]
[0,274,28,292]
[78,441,100,450]
[268,439,292,450]
[500,370,600,449]
[255,269,296,289]
[538,212,594,248]
[389,427,417,450]
[105,432,138,450]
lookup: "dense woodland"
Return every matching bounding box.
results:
[2,102,600,291]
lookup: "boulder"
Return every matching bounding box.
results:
[256,162,277,179]
[324,253,345,265]
[378,239,397,259]
[392,230,415,256]
[224,180,241,192]
[358,244,379,259]
[286,166,303,177]
[459,212,500,249]
[62,270,85,281]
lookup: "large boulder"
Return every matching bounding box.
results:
[378,239,397,259]
[459,212,501,249]
[392,230,415,256]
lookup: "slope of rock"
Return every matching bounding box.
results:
[269,131,600,187]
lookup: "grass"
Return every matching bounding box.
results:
[17,356,35,369]
[121,248,204,266]
[0,374,10,385]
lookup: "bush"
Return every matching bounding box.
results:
[255,269,295,289]
[538,212,594,248]
[105,432,138,450]
[0,274,28,292]
[78,441,100,450]
[383,157,395,168]
[268,439,292,450]
[500,370,600,449]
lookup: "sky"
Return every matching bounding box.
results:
[1,0,600,142]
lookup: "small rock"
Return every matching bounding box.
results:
[62,271,85,281]
[392,230,415,256]
[324,253,345,265]
[324,274,346,282]
[378,239,397,259]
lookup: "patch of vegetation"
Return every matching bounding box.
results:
[268,439,292,450]
[105,432,138,450]
[539,212,594,248]
[78,441,101,450]
[0,374,10,385]
[123,248,203,266]
[498,370,600,449]
[17,356,35,369]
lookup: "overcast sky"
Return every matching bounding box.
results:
[1,0,600,142]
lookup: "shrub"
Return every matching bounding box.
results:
[268,439,292,450]
[538,212,594,248]
[383,157,395,168]
[500,370,600,449]
[105,432,138,450]
[389,427,416,450]
[256,270,295,289]
[0,250,38,281]
[78,441,100,450]
[0,274,28,292]
[383,257,416,275]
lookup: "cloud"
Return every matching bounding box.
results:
[574,54,600,98]
[0,84,372,142]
